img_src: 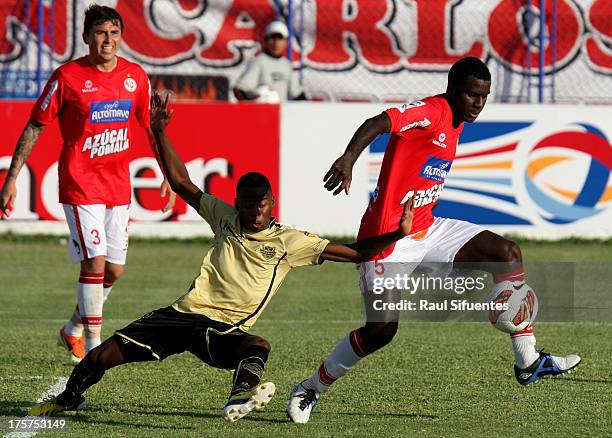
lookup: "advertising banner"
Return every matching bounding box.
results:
[282,102,612,238]
[0,102,280,224]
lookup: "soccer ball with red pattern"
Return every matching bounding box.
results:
[487,281,538,334]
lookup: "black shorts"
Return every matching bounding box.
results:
[114,306,251,369]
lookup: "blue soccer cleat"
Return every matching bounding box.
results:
[514,350,581,386]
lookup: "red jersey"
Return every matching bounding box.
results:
[30,56,150,206]
[358,94,463,259]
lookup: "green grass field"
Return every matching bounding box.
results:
[1,236,611,437]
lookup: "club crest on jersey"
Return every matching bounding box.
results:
[258,245,277,260]
[124,77,137,92]
[432,132,447,148]
[419,156,452,182]
[90,100,132,123]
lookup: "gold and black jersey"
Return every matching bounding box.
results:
[172,193,330,332]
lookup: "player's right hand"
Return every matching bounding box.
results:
[398,196,414,236]
[324,154,354,196]
[0,178,17,218]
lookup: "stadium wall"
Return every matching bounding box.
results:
[1,101,611,239]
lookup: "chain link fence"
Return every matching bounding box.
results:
[0,0,610,103]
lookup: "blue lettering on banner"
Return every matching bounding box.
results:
[419,156,452,182]
[90,100,132,123]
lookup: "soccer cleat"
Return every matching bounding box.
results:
[515,350,581,386]
[30,395,86,416]
[57,327,85,364]
[222,382,275,423]
[286,380,319,424]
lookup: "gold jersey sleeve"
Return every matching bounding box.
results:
[197,193,236,234]
[284,229,330,267]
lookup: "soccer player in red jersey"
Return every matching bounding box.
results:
[287,57,581,423]
[0,5,175,363]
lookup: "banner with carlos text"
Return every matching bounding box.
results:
[0,102,279,222]
[0,0,610,103]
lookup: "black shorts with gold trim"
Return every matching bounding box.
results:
[114,306,251,369]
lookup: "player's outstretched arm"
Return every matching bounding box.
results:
[320,197,413,263]
[324,112,390,196]
[0,120,45,217]
[149,92,203,211]
[146,128,176,213]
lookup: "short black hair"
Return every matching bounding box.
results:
[448,57,491,87]
[236,172,272,198]
[84,4,123,35]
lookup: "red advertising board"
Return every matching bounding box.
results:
[0,102,280,222]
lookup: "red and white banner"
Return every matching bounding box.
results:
[0,0,609,103]
[0,102,280,222]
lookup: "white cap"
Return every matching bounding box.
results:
[264,20,288,39]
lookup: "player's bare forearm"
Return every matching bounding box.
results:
[152,129,202,211]
[146,128,164,167]
[343,113,391,163]
[320,197,413,263]
[321,229,405,263]
[324,113,391,195]
[5,120,45,180]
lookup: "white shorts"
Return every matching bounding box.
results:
[359,217,484,294]
[63,204,130,265]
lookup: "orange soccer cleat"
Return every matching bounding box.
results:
[57,327,85,364]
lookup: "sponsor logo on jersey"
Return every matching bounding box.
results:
[400,117,431,132]
[82,80,98,93]
[40,80,58,111]
[82,127,130,158]
[432,132,447,148]
[124,77,137,92]
[419,156,452,182]
[399,183,445,208]
[398,101,425,113]
[90,100,132,123]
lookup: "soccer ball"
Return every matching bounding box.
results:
[254,85,280,103]
[487,281,538,334]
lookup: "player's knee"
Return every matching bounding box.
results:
[85,344,106,370]
[87,338,125,370]
[361,322,398,352]
[104,264,124,283]
[81,255,106,273]
[244,335,271,353]
[253,337,271,353]
[378,322,398,346]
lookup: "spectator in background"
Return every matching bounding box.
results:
[233,20,306,102]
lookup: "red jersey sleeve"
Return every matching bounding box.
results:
[30,70,64,126]
[384,100,441,134]
[134,67,151,129]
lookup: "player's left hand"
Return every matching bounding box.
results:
[398,196,414,235]
[160,178,176,213]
